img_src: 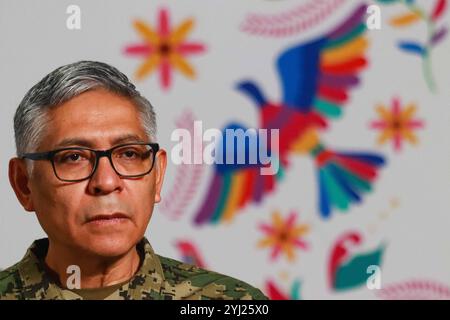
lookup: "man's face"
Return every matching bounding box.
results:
[13,89,166,257]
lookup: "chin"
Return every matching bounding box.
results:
[80,232,140,258]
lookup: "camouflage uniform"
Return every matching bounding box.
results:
[0,238,268,300]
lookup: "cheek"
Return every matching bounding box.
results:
[30,169,59,216]
[127,175,156,218]
[31,176,86,234]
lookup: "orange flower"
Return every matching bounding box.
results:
[371,98,424,152]
[258,211,309,262]
[125,8,206,90]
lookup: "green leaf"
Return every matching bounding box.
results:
[334,245,385,291]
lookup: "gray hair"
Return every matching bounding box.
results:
[14,60,157,174]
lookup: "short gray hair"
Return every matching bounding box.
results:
[14,61,157,173]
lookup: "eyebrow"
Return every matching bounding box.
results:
[54,134,147,149]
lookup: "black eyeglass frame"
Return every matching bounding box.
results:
[20,142,160,182]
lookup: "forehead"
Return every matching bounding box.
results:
[42,89,148,149]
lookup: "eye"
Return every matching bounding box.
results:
[123,150,138,158]
[67,153,81,161]
[55,150,90,164]
[116,148,140,159]
[114,145,151,160]
[64,152,88,163]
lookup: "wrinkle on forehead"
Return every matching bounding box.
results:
[40,90,147,150]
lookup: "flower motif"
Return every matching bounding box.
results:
[265,278,302,300]
[376,0,448,93]
[258,211,309,262]
[124,8,206,90]
[371,98,424,152]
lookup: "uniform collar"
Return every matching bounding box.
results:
[16,237,165,299]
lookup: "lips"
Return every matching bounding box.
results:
[86,212,130,224]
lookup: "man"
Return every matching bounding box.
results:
[0,61,268,300]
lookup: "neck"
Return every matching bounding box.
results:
[44,241,140,289]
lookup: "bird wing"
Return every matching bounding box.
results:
[193,123,284,225]
[277,4,369,120]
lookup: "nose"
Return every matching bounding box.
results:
[87,155,124,195]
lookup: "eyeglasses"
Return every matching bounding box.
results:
[20,142,160,182]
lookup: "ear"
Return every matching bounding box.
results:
[153,149,167,204]
[9,158,35,212]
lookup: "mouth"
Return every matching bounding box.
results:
[86,212,130,225]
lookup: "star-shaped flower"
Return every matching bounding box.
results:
[124,8,206,90]
[258,211,309,262]
[370,98,424,152]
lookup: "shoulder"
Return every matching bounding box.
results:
[0,263,23,300]
[157,255,268,300]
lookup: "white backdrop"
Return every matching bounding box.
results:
[1,0,450,299]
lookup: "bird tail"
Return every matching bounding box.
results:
[193,161,286,226]
[310,144,386,218]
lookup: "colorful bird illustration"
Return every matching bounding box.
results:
[194,4,386,225]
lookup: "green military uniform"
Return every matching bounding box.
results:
[0,238,268,300]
